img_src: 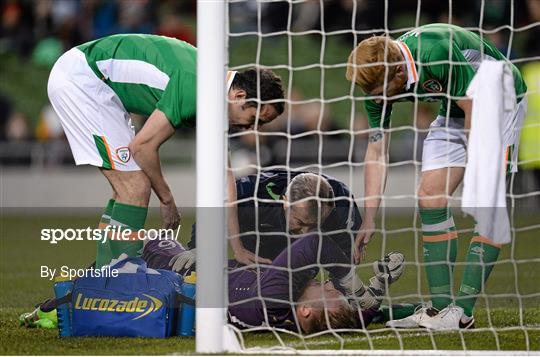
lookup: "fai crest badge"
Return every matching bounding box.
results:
[422,79,443,93]
[116,147,131,163]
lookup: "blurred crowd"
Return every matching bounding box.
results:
[0,0,538,202]
[0,0,196,165]
[1,0,195,59]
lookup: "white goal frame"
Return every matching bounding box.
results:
[195,0,228,353]
[194,0,538,355]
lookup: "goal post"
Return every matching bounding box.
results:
[195,0,227,353]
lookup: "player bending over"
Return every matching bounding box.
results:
[48,34,284,268]
[346,23,527,330]
[186,171,361,265]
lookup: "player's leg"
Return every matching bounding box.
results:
[415,115,468,312]
[454,235,501,321]
[95,194,117,268]
[100,169,150,260]
[47,47,148,264]
[385,116,468,328]
[455,97,528,319]
[418,166,464,311]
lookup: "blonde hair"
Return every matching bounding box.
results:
[286,173,335,222]
[297,284,358,333]
[345,36,402,93]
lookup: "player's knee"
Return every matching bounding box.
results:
[114,172,151,205]
[128,173,151,200]
[418,186,448,208]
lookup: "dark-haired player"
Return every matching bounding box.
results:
[48,34,285,268]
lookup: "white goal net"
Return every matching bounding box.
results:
[197,0,540,354]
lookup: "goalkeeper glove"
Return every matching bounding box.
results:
[168,249,196,273]
[339,251,405,311]
[338,269,379,310]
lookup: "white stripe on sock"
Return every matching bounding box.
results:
[422,217,456,232]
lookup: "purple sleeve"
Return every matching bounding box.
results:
[260,234,352,302]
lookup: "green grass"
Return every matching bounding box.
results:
[1,212,538,354]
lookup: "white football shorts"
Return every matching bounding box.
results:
[47,48,140,171]
[421,98,527,173]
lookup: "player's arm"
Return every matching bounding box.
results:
[227,164,272,265]
[129,108,179,229]
[355,129,390,263]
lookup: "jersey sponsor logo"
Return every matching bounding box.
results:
[74,293,163,320]
[265,182,281,201]
[116,147,131,163]
[470,245,485,258]
[422,79,443,93]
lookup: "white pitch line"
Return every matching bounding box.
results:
[243,324,540,351]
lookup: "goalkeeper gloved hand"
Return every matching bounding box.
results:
[338,269,379,311]
[168,249,196,273]
[339,251,405,311]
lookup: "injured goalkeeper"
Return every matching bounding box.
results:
[226,234,404,333]
[20,234,405,334]
[137,234,407,333]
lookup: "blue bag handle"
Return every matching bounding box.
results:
[109,257,148,273]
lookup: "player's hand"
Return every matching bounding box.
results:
[169,249,196,272]
[161,201,181,229]
[233,246,272,266]
[354,220,376,263]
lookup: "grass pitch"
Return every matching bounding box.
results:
[1,211,538,354]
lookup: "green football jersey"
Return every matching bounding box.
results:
[77,34,197,128]
[364,23,527,128]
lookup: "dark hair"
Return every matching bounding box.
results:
[232,68,285,115]
[286,173,335,222]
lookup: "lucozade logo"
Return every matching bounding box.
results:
[74,293,163,320]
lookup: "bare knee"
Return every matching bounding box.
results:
[101,170,151,206]
[417,168,463,209]
[418,185,448,209]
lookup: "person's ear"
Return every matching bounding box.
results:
[298,304,311,318]
[282,194,289,210]
[230,89,247,102]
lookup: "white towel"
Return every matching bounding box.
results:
[104,253,160,274]
[462,61,516,244]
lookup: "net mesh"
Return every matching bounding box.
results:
[225,0,540,352]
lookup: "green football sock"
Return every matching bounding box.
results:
[95,199,115,269]
[420,207,458,310]
[456,236,501,317]
[109,202,147,259]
